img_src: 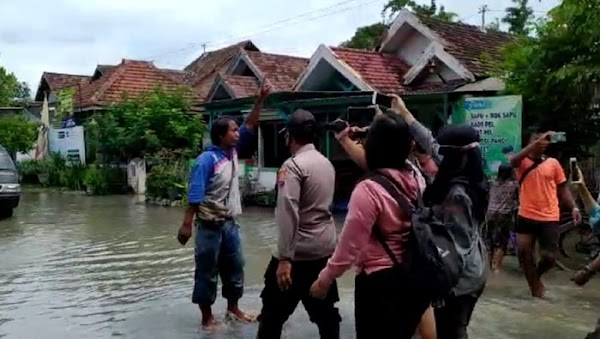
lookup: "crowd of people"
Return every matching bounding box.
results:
[176,83,600,339]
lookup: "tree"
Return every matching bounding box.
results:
[0,115,39,155]
[502,0,534,35]
[0,65,30,106]
[56,88,75,123]
[497,0,600,158]
[340,23,388,50]
[86,87,205,162]
[487,18,502,32]
[382,0,458,22]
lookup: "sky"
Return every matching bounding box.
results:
[0,0,559,93]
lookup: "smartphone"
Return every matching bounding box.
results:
[547,132,567,143]
[347,107,377,128]
[570,157,579,181]
[372,92,393,108]
[324,120,348,133]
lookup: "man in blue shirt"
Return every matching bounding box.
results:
[178,82,270,330]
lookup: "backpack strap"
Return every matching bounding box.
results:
[519,158,546,186]
[369,173,415,267]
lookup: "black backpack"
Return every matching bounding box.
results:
[370,172,463,300]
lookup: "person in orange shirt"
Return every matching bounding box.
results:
[509,129,582,298]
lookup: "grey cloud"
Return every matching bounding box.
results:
[0,0,559,89]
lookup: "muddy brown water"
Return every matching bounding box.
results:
[1,192,600,338]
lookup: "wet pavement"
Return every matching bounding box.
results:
[1,192,599,338]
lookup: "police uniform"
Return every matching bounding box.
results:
[257,110,340,339]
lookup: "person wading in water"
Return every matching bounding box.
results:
[486,164,519,273]
[509,129,581,298]
[257,109,341,338]
[177,82,271,330]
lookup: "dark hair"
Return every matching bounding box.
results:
[497,164,514,182]
[287,109,317,145]
[364,111,411,171]
[288,122,317,145]
[424,125,488,221]
[210,116,236,146]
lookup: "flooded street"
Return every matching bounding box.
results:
[1,192,600,338]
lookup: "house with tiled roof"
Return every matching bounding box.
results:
[198,12,514,203]
[34,72,91,102]
[34,59,196,126]
[289,9,512,138]
[74,59,195,111]
[207,49,308,101]
[184,40,260,101]
[295,10,510,96]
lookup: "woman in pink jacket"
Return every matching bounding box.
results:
[310,111,431,338]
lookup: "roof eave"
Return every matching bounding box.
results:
[200,91,377,111]
[293,44,373,92]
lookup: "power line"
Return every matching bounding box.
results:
[487,9,548,15]
[459,12,481,23]
[146,0,365,62]
[203,0,381,52]
[155,0,381,65]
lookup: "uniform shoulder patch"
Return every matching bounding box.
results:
[277,166,287,187]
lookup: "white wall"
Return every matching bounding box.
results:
[16,149,35,162]
[396,30,430,66]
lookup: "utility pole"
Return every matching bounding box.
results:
[479,5,489,30]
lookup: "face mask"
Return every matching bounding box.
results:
[438,141,480,151]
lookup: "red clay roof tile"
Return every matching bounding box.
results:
[43,72,91,92]
[244,51,308,91]
[184,40,259,100]
[416,15,512,77]
[330,47,410,93]
[76,59,195,109]
[222,75,260,98]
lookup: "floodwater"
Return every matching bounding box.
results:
[1,192,600,339]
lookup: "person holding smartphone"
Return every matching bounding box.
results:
[508,128,582,298]
[332,102,437,339]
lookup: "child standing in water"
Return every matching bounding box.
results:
[486,164,519,273]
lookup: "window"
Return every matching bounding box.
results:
[261,121,289,168]
[0,151,15,170]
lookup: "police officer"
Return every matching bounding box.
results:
[257,109,340,339]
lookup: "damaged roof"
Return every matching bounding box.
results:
[417,15,512,77]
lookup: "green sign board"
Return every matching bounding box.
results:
[453,95,522,174]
